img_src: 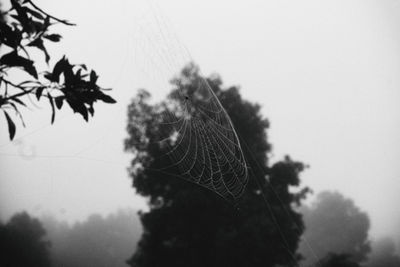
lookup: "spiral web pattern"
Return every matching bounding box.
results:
[150,80,248,202]
[129,1,249,202]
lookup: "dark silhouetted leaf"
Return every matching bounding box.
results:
[98,93,116,104]
[8,102,26,127]
[43,72,53,82]
[43,34,62,42]
[12,97,26,106]
[44,15,50,28]
[55,96,64,109]
[10,14,20,21]
[35,86,45,100]
[28,38,50,63]
[52,56,71,83]
[52,56,66,82]
[0,51,38,78]
[63,60,74,85]
[31,20,46,33]
[24,7,44,20]
[90,70,98,84]
[76,69,82,79]
[66,98,88,121]
[11,0,34,34]
[0,23,22,48]
[88,105,94,116]
[3,111,16,140]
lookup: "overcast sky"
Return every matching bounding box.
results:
[1,0,399,240]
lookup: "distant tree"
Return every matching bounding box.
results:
[42,210,141,267]
[0,0,115,140]
[316,253,361,267]
[124,63,310,267]
[298,191,370,266]
[0,212,51,267]
[366,237,400,267]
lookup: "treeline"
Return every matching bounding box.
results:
[0,192,398,267]
[0,209,141,267]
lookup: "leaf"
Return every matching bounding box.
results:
[3,111,16,140]
[28,38,50,63]
[9,102,26,127]
[48,93,55,124]
[97,92,116,103]
[10,14,20,21]
[55,96,64,109]
[43,34,62,42]
[76,69,82,79]
[66,98,88,121]
[0,23,22,48]
[44,15,50,28]
[31,20,46,34]
[44,72,54,82]
[35,86,45,100]
[12,97,26,106]
[0,51,38,78]
[24,7,45,20]
[90,70,98,84]
[63,60,74,85]
[101,94,117,104]
[88,105,94,116]
[11,0,34,34]
[52,56,68,83]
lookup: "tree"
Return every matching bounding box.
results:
[316,253,361,267]
[298,191,370,266]
[124,63,310,267]
[0,0,115,140]
[41,210,142,267]
[366,237,400,267]
[0,212,51,267]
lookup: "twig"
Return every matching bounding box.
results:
[3,87,36,101]
[27,0,76,26]
[1,78,26,91]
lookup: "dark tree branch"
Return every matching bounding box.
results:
[27,0,76,26]
[1,0,115,140]
[3,87,36,102]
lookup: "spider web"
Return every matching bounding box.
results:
[149,80,248,202]
[129,1,249,202]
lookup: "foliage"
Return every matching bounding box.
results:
[41,210,141,267]
[124,63,310,267]
[298,191,370,266]
[0,0,115,140]
[316,253,361,267]
[0,212,51,267]
[366,237,400,267]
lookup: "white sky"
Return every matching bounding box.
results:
[1,0,399,240]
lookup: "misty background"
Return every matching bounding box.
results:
[1,0,400,266]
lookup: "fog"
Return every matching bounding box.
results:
[1,0,400,266]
